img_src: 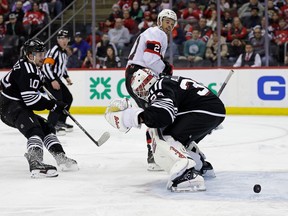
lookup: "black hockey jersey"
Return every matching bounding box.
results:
[140,76,226,128]
[0,59,54,111]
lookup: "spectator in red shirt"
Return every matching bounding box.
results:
[23,2,49,37]
[226,16,248,42]
[181,0,202,24]
[0,14,6,39]
[0,0,8,15]
[123,9,139,35]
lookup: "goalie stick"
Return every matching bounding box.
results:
[43,86,110,147]
[217,69,235,97]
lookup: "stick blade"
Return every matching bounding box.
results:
[97,131,110,146]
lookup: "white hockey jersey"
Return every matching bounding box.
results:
[126,27,168,76]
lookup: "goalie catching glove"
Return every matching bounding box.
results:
[105,98,144,133]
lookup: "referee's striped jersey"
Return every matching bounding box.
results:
[42,44,69,81]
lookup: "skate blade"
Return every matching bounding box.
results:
[170,185,206,192]
[147,163,164,172]
[63,128,73,132]
[56,130,66,136]
[202,169,216,179]
[31,169,58,178]
[59,163,79,172]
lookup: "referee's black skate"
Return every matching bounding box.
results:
[53,152,78,171]
[56,121,73,132]
[24,153,58,178]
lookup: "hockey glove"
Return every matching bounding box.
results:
[161,60,173,76]
[105,98,143,133]
[51,100,68,114]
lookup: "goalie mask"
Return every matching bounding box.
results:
[131,69,157,101]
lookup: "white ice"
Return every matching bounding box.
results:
[1,115,288,216]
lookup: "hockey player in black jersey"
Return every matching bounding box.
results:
[105,69,226,192]
[0,38,78,178]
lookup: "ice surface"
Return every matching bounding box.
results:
[1,115,288,216]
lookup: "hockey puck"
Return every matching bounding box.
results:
[253,184,261,193]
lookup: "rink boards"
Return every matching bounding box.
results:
[1,68,288,115]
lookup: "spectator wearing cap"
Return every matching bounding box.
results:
[71,32,91,61]
[42,29,74,133]
[10,1,25,22]
[108,18,130,55]
[238,0,264,19]
[138,11,153,32]
[147,0,159,13]
[130,0,143,24]
[240,6,262,31]
[108,3,123,24]
[6,12,27,49]
[0,0,8,16]
[150,9,158,25]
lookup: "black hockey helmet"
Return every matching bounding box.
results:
[57,29,69,38]
[23,38,46,56]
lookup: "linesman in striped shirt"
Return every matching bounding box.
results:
[0,38,78,178]
[42,29,73,134]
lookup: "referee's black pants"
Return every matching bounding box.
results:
[45,79,73,126]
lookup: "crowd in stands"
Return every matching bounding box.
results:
[0,0,70,68]
[1,0,288,68]
[81,0,288,69]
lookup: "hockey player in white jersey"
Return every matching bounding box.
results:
[125,9,177,171]
[106,69,226,192]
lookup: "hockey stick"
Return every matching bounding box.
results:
[214,70,235,131]
[217,69,235,97]
[43,86,110,147]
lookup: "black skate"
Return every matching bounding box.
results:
[53,152,78,171]
[55,124,66,136]
[24,153,58,178]
[56,121,73,132]
[169,168,206,192]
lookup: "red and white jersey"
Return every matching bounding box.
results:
[126,26,168,76]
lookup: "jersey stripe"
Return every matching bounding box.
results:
[21,91,41,106]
